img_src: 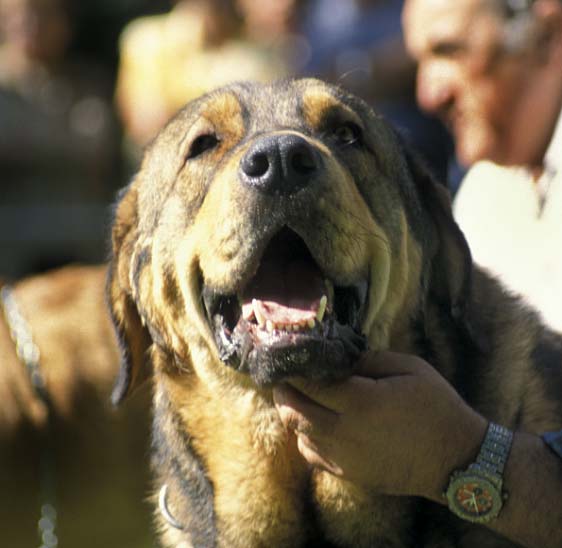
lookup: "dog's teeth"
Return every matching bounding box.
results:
[242,302,254,321]
[266,320,275,332]
[252,299,266,327]
[316,295,327,322]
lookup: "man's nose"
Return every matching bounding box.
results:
[416,61,455,115]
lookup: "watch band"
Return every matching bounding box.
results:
[471,422,514,481]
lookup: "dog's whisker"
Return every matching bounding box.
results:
[336,68,368,86]
[238,335,252,372]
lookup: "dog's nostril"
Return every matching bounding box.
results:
[289,145,317,176]
[240,134,320,195]
[242,152,270,178]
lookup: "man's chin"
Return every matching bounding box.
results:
[456,139,494,168]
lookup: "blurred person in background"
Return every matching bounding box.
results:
[274,3,562,548]
[404,0,562,332]
[297,0,457,184]
[0,2,154,547]
[235,0,309,67]
[116,0,303,152]
[0,0,122,278]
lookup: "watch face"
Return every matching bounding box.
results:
[446,473,503,523]
[455,482,494,515]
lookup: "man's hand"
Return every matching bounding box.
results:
[273,350,487,501]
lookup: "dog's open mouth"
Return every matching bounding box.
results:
[202,228,368,385]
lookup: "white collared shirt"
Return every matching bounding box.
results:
[454,108,562,333]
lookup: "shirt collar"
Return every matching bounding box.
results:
[544,106,562,174]
[535,106,561,211]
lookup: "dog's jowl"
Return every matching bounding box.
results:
[108,79,562,547]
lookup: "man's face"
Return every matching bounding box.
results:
[0,0,70,62]
[403,0,536,166]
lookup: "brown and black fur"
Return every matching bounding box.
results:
[107,79,562,547]
[0,265,153,548]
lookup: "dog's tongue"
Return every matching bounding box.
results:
[242,259,325,324]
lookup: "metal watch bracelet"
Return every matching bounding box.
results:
[471,422,514,478]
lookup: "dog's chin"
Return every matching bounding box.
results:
[234,319,367,386]
[202,228,368,386]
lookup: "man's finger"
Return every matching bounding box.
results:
[273,383,338,436]
[284,351,426,412]
[296,433,343,476]
[286,376,371,413]
[354,350,426,378]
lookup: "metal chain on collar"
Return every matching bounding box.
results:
[1,285,59,548]
[158,483,185,531]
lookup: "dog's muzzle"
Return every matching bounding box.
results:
[202,228,368,386]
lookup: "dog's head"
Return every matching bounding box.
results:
[108,79,472,402]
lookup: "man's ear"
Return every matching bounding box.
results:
[533,0,562,61]
[107,185,153,405]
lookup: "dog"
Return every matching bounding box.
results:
[108,78,562,547]
[0,265,153,548]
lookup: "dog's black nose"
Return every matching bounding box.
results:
[239,134,319,194]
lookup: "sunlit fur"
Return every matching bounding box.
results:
[108,79,562,548]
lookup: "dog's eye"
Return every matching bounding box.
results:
[332,122,362,146]
[187,134,220,159]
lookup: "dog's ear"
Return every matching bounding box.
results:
[405,152,490,354]
[107,185,153,405]
[403,150,472,323]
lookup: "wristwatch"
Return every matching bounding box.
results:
[444,422,513,523]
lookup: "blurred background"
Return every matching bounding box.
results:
[0,0,459,280]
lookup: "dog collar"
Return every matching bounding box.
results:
[158,483,185,531]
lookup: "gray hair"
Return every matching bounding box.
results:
[503,0,535,16]
[503,0,562,12]
[485,0,539,51]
